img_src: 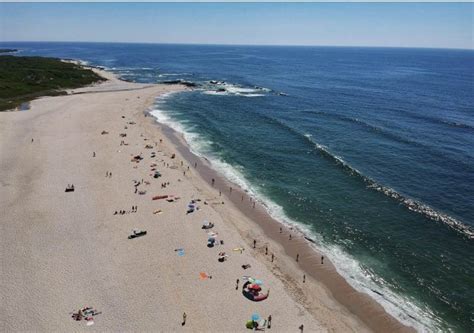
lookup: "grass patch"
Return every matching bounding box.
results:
[0,55,104,111]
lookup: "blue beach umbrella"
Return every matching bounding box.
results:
[251,313,260,321]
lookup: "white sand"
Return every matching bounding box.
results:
[0,73,371,332]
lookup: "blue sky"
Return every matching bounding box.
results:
[0,3,472,49]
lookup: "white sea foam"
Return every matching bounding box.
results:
[203,82,268,97]
[149,97,443,332]
[203,90,230,96]
[159,73,191,77]
[242,94,265,97]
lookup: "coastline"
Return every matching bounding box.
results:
[148,101,416,333]
[0,65,413,332]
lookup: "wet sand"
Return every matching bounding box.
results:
[0,68,413,332]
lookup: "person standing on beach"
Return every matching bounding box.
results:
[271,254,275,262]
[267,315,272,329]
[299,324,304,332]
[93,152,96,157]
[321,256,324,264]
[182,312,187,326]
[296,254,299,262]
[303,274,306,283]
[253,239,256,249]
[235,279,239,290]
[211,178,215,186]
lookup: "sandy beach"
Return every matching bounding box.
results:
[0,69,413,332]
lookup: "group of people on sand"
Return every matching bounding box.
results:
[114,206,138,215]
[102,113,310,331]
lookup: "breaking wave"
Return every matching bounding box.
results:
[257,112,474,239]
[148,94,444,331]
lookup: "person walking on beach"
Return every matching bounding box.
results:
[235,279,239,290]
[182,312,187,326]
[267,315,272,329]
[93,152,96,157]
[271,253,275,262]
[321,255,324,264]
[211,178,215,186]
[265,246,268,255]
[296,254,299,262]
[31,138,34,143]
[303,274,306,283]
[253,239,256,249]
[299,324,304,332]
[289,234,292,240]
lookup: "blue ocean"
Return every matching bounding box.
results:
[3,42,473,332]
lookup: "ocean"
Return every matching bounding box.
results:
[3,42,473,332]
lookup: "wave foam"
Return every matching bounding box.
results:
[203,81,270,97]
[159,73,192,77]
[149,97,445,332]
[260,113,473,240]
[306,138,474,239]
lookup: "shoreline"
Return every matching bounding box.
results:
[146,99,416,333]
[0,64,414,332]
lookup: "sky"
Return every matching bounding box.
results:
[0,3,472,49]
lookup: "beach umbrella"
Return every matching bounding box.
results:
[251,313,260,321]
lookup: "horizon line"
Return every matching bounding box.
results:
[1,40,472,51]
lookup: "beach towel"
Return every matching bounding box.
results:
[199,272,209,280]
[152,195,168,200]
